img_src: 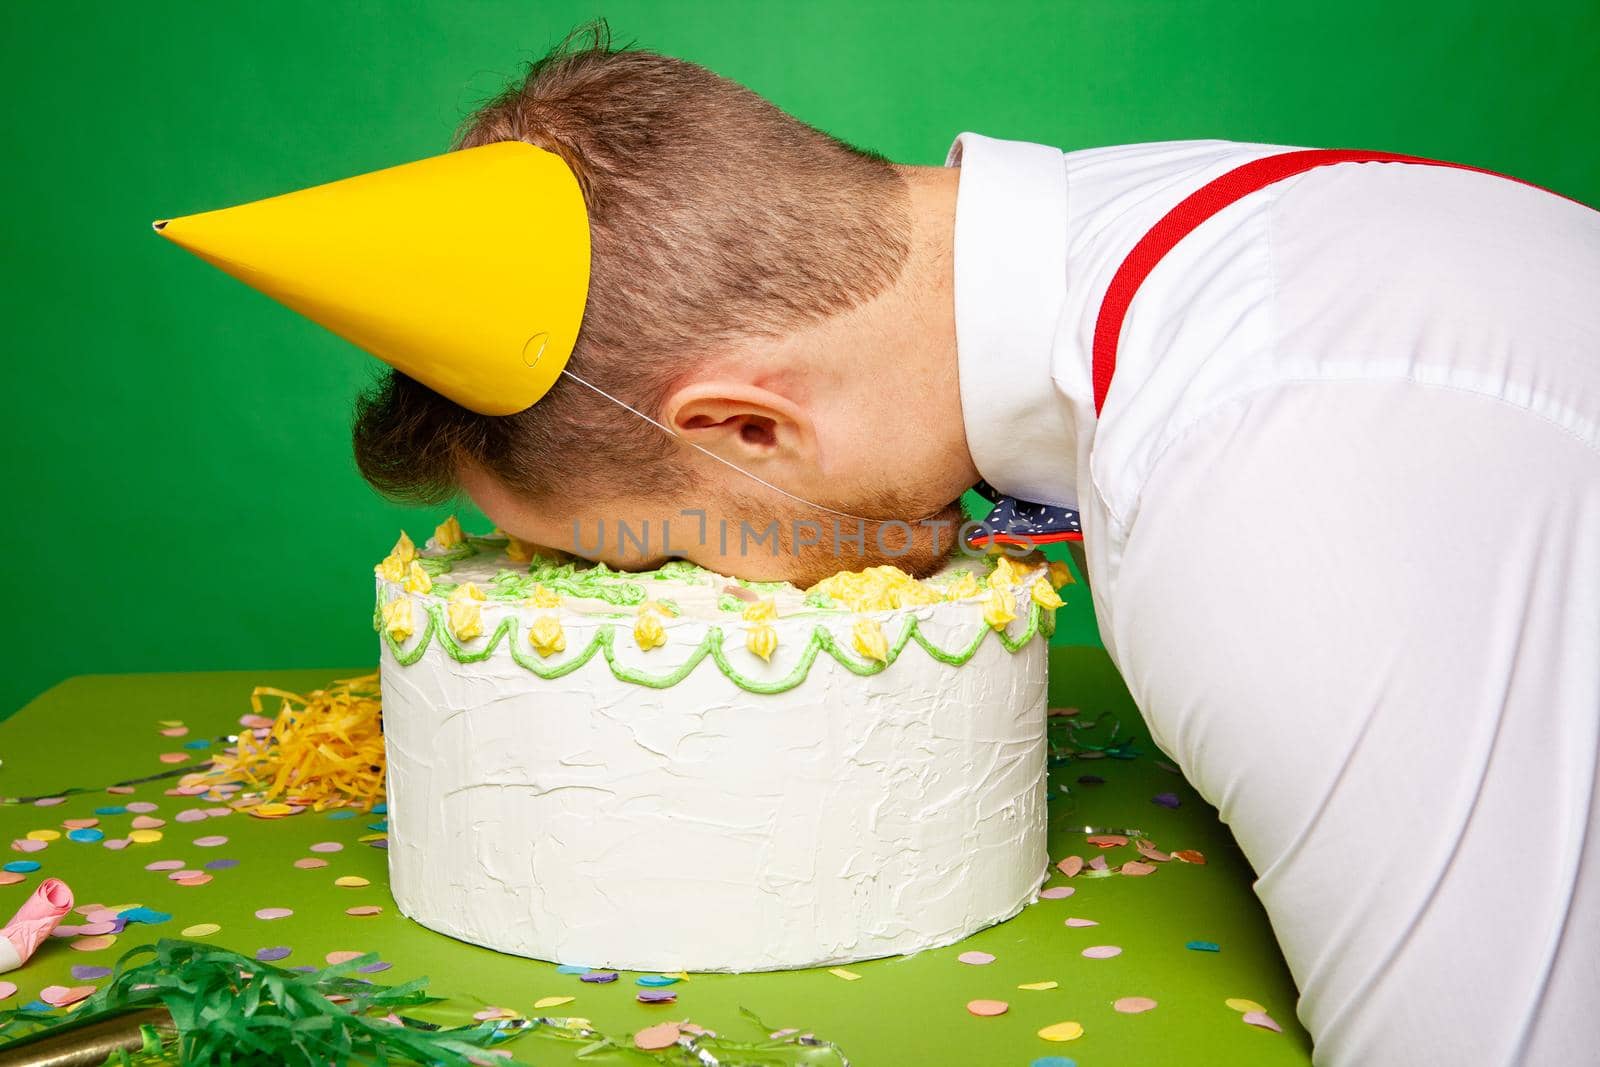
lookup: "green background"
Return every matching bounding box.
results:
[3,0,1597,715]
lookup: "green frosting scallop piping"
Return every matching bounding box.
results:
[378,590,1051,694]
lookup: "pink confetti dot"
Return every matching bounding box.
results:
[255,907,294,921]
[0,980,16,999]
[957,951,996,966]
[1242,1011,1283,1033]
[159,726,189,738]
[125,802,158,814]
[12,840,46,854]
[167,870,205,881]
[293,858,328,870]
[966,999,1009,1017]
[130,816,165,830]
[77,921,117,936]
[101,839,130,851]
[205,807,233,818]
[33,797,66,808]
[105,786,135,796]
[309,842,344,853]
[1081,945,1123,959]
[325,950,364,965]
[175,810,209,823]
[158,753,188,765]
[145,860,185,871]
[0,873,25,886]
[194,836,229,848]
[1064,917,1099,928]
[1114,996,1158,1014]
[1040,887,1075,899]
[62,819,98,830]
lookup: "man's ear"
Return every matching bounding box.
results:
[662,380,818,466]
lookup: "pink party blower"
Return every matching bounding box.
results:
[0,878,74,972]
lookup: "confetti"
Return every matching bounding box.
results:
[1077,774,1106,785]
[160,726,188,738]
[128,830,162,844]
[71,935,117,952]
[1055,856,1084,878]
[309,842,344,853]
[61,819,99,829]
[1186,940,1221,952]
[325,951,365,965]
[26,830,60,842]
[636,974,680,987]
[181,923,221,937]
[204,858,239,870]
[94,806,126,816]
[101,839,129,851]
[326,810,357,821]
[966,999,1009,1017]
[828,968,861,981]
[1086,835,1128,848]
[554,965,590,975]
[40,985,96,1007]
[67,829,105,843]
[1242,1011,1283,1033]
[33,797,66,807]
[194,835,229,848]
[105,786,135,796]
[119,907,172,925]
[1063,918,1098,928]
[0,873,23,886]
[345,906,383,917]
[0,982,15,1000]
[1031,1059,1077,1067]
[175,874,213,886]
[634,1022,681,1051]
[145,860,183,872]
[1037,1021,1084,1042]
[957,951,996,966]
[579,971,618,983]
[256,946,292,961]
[3,861,41,874]
[158,753,188,764]
[1120,861,1157,877]
[1226,998,1267,1014]
[70,965,113,981]
[333,876,370,888]
[1173,850,1206,865]
[1018,981,1058,991]
[533,995,574,1009]
[1088,856,1109,871]
[125,802,159,814]
[1136,841,1170,862]
[174,810,208,824]
[1114,996,1157,1013]
[636,989,676,1004]
[1152,792,1181,809]
[130,816,165,830]
[78,921,118,936]
[357,961,390,974]
[294,858,329,870]
[1039,887,1075,900]
[255,908,294,921]
[1081,945,1122,959]
[11,841,46,854]
[251,803,300,819]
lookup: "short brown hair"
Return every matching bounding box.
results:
[353,21,912,505]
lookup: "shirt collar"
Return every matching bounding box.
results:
[946,131,1085,509]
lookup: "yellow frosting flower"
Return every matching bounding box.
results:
[504,536,536,563]
[447,598,483,642]
[742,598,777,623]
[374,553,407,582]
[1049,560,1075,588]
[381,597,414,642]
[1031,577,1064,610]
[640,599,678,618]
[403,560,433,595]
[944,571,980,601]
[634,610,667,651]
[528,614,566,657]
[746,622,778,662]
[851,618,889,663]
[525,583,562,609]
[449,582,486,602]
[983,586,1017,630]
[392,531,417,565]
[809,566,943,613]
[989,555,1030,591]
[434,515,464,549]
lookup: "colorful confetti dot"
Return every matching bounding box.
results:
[119,907,172,925]
[1063,918,1098,928]
[11,840,46,854]
[1120,860,1157,877]
[636,974,680,987]
[1186,940,1221,952]
[256,946,292,961]
[1031,1058,1077,1067]
[357,961,391,974]
[579,971,618,983]
[193,835,229,848]
[67,829,104,843]
[1114,996,1157,1013]
[40,985,96,1007]
[25,830,60,842]
[293,858,328,870]
[1039,886,1075,900]
[1173,850,1207,865]
[71,935,117,952]
[0,873,23,886]
[127,830,162,844]
[70,965,112,981]
[333,876,370,888]
[828,968,861,981]
[309,842,344,853]
[145,860,184,871]
[181,923,221,937]
[3,861,40,874]
[175,874,213,887]
[1037,1021,1084,1042]
[1018,981,1058,991]
[966,999,1009,1017]
[204,859,239,871]
[345,905,383,917]
[555,965,590,975]
[254,908,294,921]
[1242,1011,1283,1033]
[1226,997,1267,1014]
[124,802,159,814]
[957,951,996,966]
[637,989,676,1004]
[325,951,365,965]
[534,995,575,1009]
[634,1022,681,1050]
[174,810,208,824]
[94,806,127,816]
[130,816,165,830]
[1152,792,1181,809]
[1055,856,1084,878]
[1081,946,1122,959]
[0,982,15,1000]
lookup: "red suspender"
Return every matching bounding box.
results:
[1090,149,1593,415]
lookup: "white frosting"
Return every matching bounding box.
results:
[379,549,1051,971]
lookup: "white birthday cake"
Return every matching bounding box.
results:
[373,520,1063,972]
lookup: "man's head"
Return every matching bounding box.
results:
[353,23,977,584]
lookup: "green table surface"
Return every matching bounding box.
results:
[0,648,1312,1065]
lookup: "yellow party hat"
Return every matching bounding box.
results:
[154,141,590,416]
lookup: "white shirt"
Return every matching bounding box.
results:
[946,131,1600,1066]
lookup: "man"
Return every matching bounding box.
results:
[182,27,1600,1065]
